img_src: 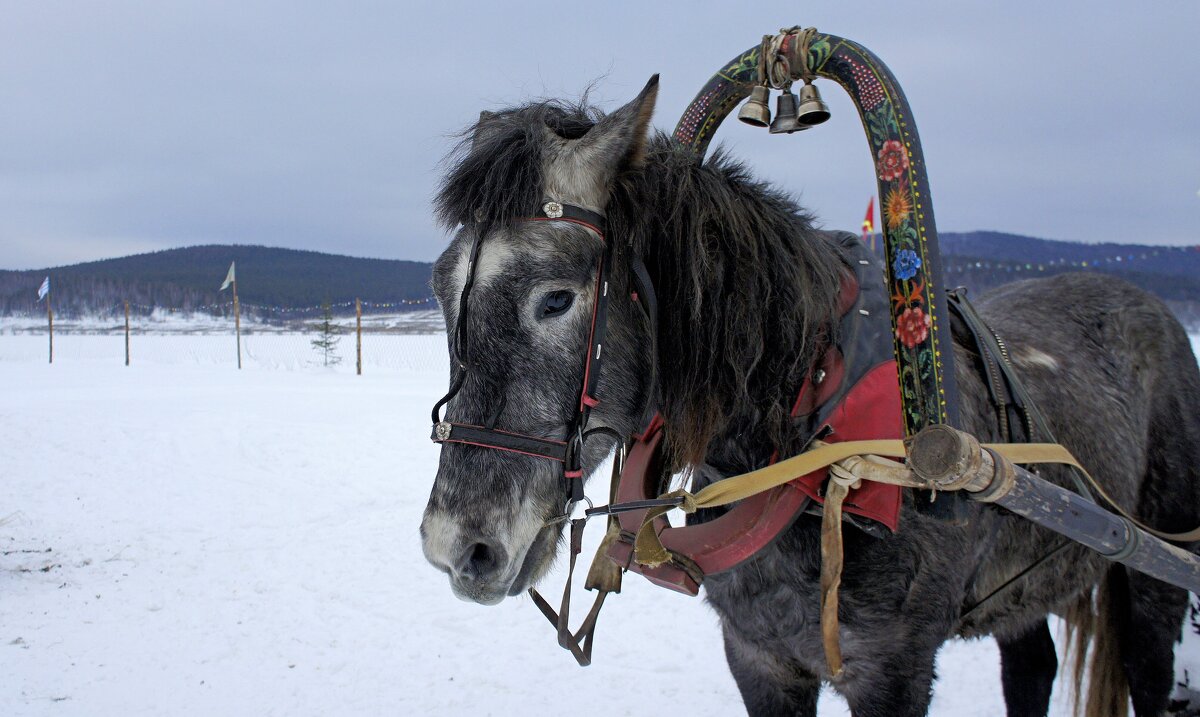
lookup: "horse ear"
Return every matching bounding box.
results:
[539,76,659,210]
[471,110,501,150]
[576,74,659,172]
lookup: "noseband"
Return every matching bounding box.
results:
[429,200,616,506]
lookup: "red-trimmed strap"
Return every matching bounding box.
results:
[528,202,607,239]
[431,422,568,462]
[578,257,607,412]
[526,216,605,239]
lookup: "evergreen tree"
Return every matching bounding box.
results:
[310,300,342,366]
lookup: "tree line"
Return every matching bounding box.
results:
[0,244,435,318]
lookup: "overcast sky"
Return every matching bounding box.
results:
[2,1,1197,269]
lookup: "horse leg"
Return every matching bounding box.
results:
[841,648,938,717]
[997,619,1057,717]
[1111,564,1189,716]
[722,629,819,717]
[1120,367,1200,717]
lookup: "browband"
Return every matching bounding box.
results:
[530,201,606,237]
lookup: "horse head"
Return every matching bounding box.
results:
[420,78,660,605]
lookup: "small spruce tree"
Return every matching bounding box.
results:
[311,300,342,366]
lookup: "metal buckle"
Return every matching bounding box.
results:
[544,495,594,527]
[568,496,595,521]
[565,424,584,471]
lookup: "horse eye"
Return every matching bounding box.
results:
[539,290,575,318]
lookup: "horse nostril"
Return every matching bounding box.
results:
[456,541,504,581]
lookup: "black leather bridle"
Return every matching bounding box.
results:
[428,198,663,666]
[429,200,623,506]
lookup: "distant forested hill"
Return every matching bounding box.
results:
[0,245,433,318]
[3,234,1198,326]
[936,231,1200,327]
[941,231,1200,279]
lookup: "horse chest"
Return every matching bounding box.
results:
[699,518,927,676]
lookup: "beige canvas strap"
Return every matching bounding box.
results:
[633,440,1200,566]
[620,437,1200,678]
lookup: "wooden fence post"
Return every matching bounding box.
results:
[124,301,130,366]
[47,291,53,364]
[356,298,363,376]
[233,279,242,370]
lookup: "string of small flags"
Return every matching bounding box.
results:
[943,245,1200,275]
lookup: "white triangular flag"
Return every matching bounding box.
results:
[219,262,236,291]
[37,276,49,301]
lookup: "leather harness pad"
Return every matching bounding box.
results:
[789,360,904,529]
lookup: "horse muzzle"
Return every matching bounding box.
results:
[422,528,513,605]
[421,505,563,605]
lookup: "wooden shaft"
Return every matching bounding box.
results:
[907,425,1200,593]
[233,279,242,370]
[356,298,362,376]
[996,461,1200,593]
[124,300,130,366]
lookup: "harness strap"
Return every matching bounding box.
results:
[531,201,607,234]
[958,539,1073,623]
[528,518,608,666]
[612,436,1200,675]
[528,451,628,667]
[629,439,913,566]
[948,290,1090,496]
[628,438,1200,571]
[950,290,1021,442]
[820,475,851,678]
[946,291,1200,543]
[578,237,613,412]
[431,422,568,462]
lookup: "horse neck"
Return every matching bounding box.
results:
[622,155,847,475]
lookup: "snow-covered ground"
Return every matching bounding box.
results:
[3,334,1199,716]
[0,330,447,373]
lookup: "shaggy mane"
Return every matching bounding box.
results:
[609,137,846,467]
[436,101,847,469]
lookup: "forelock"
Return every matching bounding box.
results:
[434,100,603,232]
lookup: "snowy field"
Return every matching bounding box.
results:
[3,333,1199,716]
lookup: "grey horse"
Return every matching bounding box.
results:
[419,77,1200,717]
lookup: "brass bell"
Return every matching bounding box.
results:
[737,85,772,128]
[796,80,831,126]
[769,89,806,134]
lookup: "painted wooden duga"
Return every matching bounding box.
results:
[673,26,962,517]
